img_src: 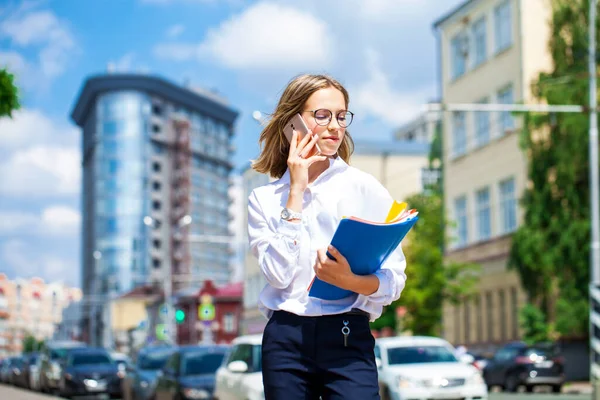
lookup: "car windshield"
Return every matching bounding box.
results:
[138,350,172,370]
[387,345,458,365]
[71,353,112,366]
[181,352,225,376]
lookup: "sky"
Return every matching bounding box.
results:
[0,0,464,288]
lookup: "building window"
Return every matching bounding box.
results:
[223,312,236,333]
[452,111,467,157]
[152,162,161,172]
[497,85,515,134]
[476,187,491,241]
[486,291,493,342]
[475,99,490,147]
[511,287,519,339]
[494,0,512,53]
[454,195,468,247]
[152,181,161,191]
[499,289,507,341]
[499,177,517,233]
[152,258,161,269]
[451,32,468,79]
[152,124,161,134]
[152,200,161,211]
[472,17,487,66]
[153,239,161,249]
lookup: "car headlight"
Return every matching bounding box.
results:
[182,388,210,399]
[140,380,149,388]
[468,372,484,385]
[397,375,422,388]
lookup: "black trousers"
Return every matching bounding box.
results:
[261,310,380,400]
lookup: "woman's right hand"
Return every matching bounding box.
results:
[287,130,327,193]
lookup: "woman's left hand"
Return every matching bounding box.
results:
[314,246,354,289]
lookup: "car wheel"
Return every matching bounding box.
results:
[525,384,534,392]
[552,384,562,393]
[504,374,519,393]
[380,386,392,400]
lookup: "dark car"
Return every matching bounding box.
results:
[122,345,175,400]
[9,356,27,388]
[58,347,124,399]
[154,345,229,400]
[21,352,40,389]
[483,342,565,392]
[39,340,87,393]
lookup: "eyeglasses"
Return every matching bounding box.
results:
[303,109,354,128]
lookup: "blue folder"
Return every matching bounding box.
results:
[308,215,418,300]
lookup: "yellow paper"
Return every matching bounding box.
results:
[385,201,407,223]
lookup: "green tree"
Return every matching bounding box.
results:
[22,334,44,353]
[519,303,551,345]
[0,68,20,118]
[509,0,593,338]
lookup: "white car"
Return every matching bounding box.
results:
[214,334,264,400]
[376,336,488,400]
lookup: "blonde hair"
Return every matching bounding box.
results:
[252,74,354,178]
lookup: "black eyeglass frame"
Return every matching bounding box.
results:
[302,109,354,128]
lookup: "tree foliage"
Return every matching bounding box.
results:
[0,68,20,118]
[372,127,480,335]
[22,334,45,353]
[509,0,593,338]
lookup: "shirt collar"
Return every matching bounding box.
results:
[273,156,349,192]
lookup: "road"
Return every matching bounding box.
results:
[0,384,120,399]
[0,384,593,400]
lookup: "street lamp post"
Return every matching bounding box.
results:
[91,250,102,346]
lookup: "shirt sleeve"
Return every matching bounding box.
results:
[361,174,408,306]
[247,190,302,289]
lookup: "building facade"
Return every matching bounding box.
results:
[0,274,82,357]
[240,140,430,334]
[434,0,552,350]
[71,73,238,346]
[395,107,442,143]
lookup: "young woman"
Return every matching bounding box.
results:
[248,74,407,400]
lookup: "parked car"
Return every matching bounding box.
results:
[214,334,264,400]
[375,336,488,400]
[58,347,124,399]
[483,341,565,392]
[39,340,87,393]
[122,345,175,400]
[0,358,12,384]
[9,356,27,388]
[21,352,40,390]
[28,353,43,391]
[154,344,229,400]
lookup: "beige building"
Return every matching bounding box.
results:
[0,274,82,357]
[434,0,552,350]
[240,140,430,334]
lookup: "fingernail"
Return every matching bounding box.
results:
[313,134,318,140]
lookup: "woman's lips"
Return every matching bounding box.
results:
[323,136,339,142]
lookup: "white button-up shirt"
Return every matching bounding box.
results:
[247,156,407,322]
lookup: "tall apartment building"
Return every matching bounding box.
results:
[0,274,82,357]
[433,0,552,349]
[71,73,238,345]
[240,140,430,334]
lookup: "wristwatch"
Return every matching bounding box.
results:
[281,207,302,221]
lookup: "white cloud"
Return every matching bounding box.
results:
[154,2,334,70]
[351,48,435,126]
[0,239,75,284]
[0,206,80,236]
[0,108,78,150]
[41,206,81,235]
[0,5,77,87]
[166,24,185,38]
[0,146,81,197]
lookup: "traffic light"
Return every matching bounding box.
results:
[175,309,186,324]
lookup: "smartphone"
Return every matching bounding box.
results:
[283,113,321,155]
